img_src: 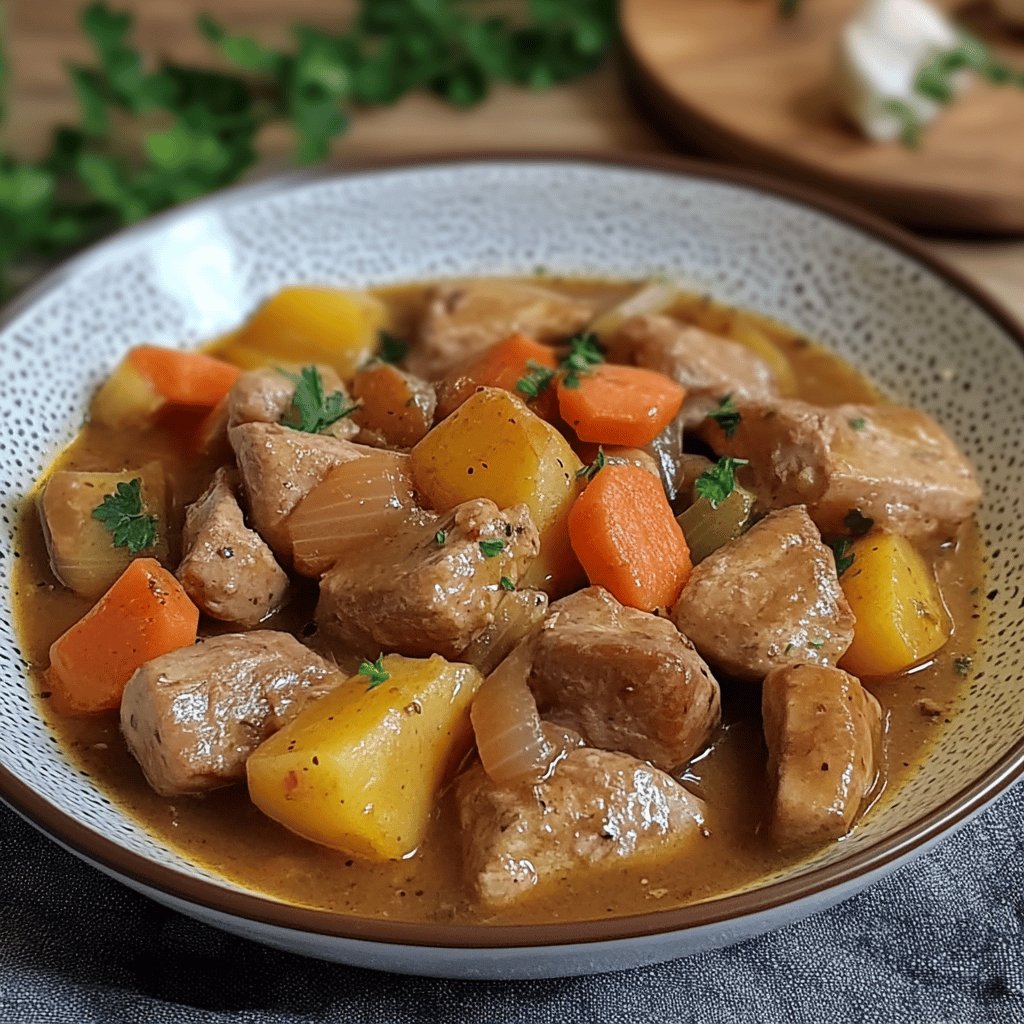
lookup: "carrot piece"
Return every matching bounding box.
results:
[128,346,241,408]
[567,465,692,611]
[557,363,685,447]
[436,334,558,419]
[48,558,199,715]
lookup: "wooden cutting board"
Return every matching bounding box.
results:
[622,0,1024,233]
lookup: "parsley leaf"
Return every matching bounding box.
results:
[828,537,856,577]
[91,477,158,554]
[848,417,867,431]
[500,576,516,591]
[953,655,973,677]
[279,366,358,433]
[434,529,447,547]
[843,509,874,537]
[576,446,606,480]
[516,360,556,399]
[695,457,749,509]
[559,332,603,389]
[808,640,825,650]
[707,393,741,438]
[479,538,505,558]
[377,330,408,365]
[881,99,923,149]
[358,654,390,689]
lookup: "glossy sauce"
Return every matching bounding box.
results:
[10,280,984,925]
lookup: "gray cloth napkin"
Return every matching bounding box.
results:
[1,782,1021,1024]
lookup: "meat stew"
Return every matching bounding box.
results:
[11,278,984,924]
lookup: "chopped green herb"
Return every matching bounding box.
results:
[91,477,158,554]
[880,98,923,149]
[516,360,556,399]
[784,642,795,655]
[279,365,358,434]
[377,330,408,365]
[479,538,505,558]
[559,333,604,390]
[953,655,973,677]
[843,509,874,537]
[358,654,389,689]
[707,393,741,438]
[694,457,749,509]
[434,529,447,547]
[808,640,825,650]
[828,536,856,577]
[499,576,515,591]
[576,446,606,481]
[848,417,867,431]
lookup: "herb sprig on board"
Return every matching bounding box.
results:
[0,1,618,294]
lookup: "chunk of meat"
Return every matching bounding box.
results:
[120,631,339,797]
[672,506,855,683]
[607,314,778,427]
[456,747,707,908]
[762,663,883,848]
[697,399,981,540]
[227,365,357,440]
[409,280,593,380]
[351,361,436,449]
[176,468,289,628]
[229,422,367,558]
[317,499,540,660]
[528,587,720,770]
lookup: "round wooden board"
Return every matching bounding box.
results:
[623,0,1024,233]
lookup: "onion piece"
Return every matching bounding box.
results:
[287,449,425,577]
[471,644,559,785]
[461,589,548,677]
[588,279,682,340]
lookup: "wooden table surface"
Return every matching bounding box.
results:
[5,0,1023,319]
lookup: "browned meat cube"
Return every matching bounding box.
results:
[229,422,367,558]
[176,468,289,628]
[227,365,357,440]
[456,747,707,908]
[408,280,593,380]
[607,314,779,427]
[697,399,981,540]
[528,587,720,770]
[351,362,436,449]
[672,506,855,683]
[762,663,883,848]
[120,631,339,797]
[317,499,539,660]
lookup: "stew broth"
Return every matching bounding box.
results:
[11,280,983,924]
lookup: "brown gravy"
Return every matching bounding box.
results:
[10,280,984,925]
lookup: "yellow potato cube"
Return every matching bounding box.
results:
[216,286,387,379]
[410,388,582,593]
[89,358,163,429]
[247,654,482,861]
[840,533,951,678]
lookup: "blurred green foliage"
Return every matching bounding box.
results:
[0,0,618,294]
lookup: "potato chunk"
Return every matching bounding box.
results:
[840,533,951,677]
[410,387,583,595]
[247,654,483,860]
[40,463,168,599]
[217,287,387,378]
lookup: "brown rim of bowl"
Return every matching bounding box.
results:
[2,151,1023,950]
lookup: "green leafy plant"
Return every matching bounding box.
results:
[0,0,618,294]
[91,477,158,553]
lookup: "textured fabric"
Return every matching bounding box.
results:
[1,785,1022,1024]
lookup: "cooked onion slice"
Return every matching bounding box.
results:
[471,644,559,785]
[588,279,682,340]
[288,449,423,577]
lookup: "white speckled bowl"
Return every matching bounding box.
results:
[2,155,1023,980]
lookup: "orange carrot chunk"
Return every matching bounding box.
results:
[436,334,558,419]
[128,346,241,408]
[557,363,685,447]
[568,465,692,611]
[48,558,199,715]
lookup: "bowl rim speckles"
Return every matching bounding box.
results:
[2,152,1023,958]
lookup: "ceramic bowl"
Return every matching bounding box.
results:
[2,155,1023,980]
